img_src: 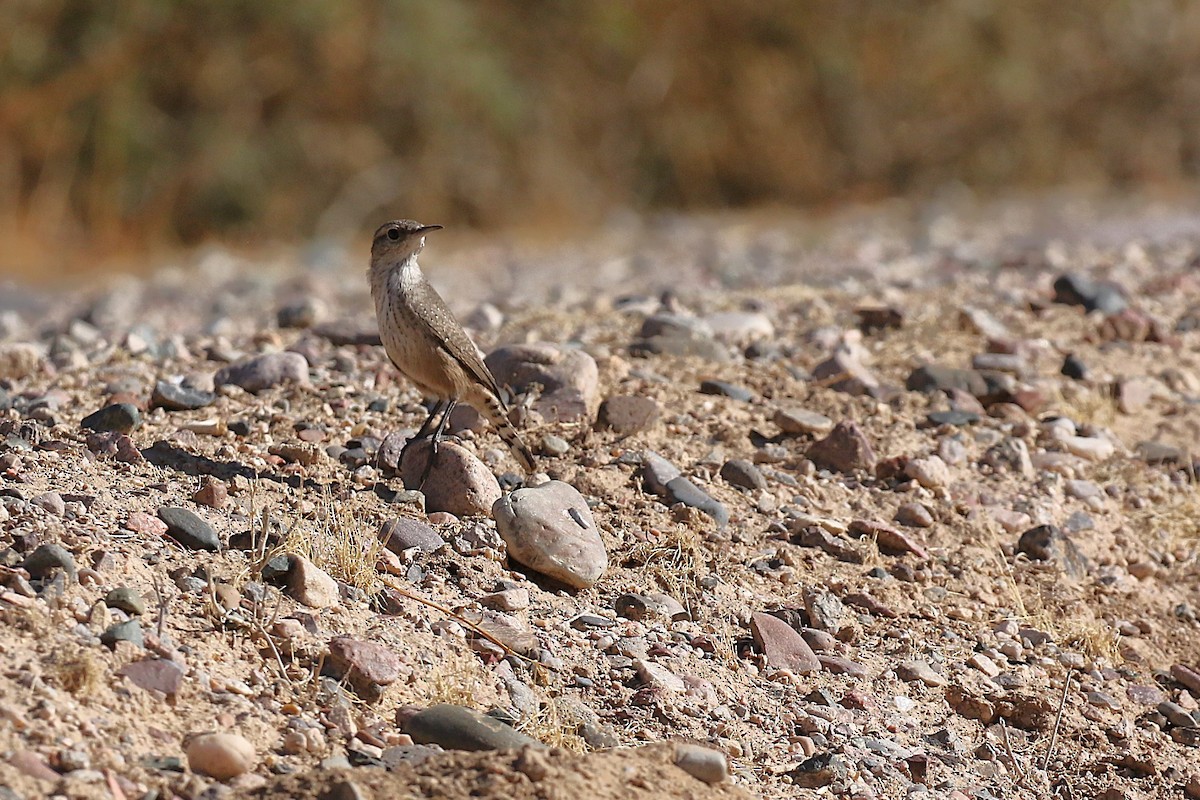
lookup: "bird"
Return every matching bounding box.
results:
[368,219,535,481]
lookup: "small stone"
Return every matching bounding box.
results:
[118,658,185,696]
[905,455,951,489]
[10,749,59,782]
[703,311,774,341]
[493,481,607,589]
[1137,441,1183,464]
[804,590,853,635]
[1016,524,1089,578]
[81,403,141,434]
[0,343,44,379]
[812,348,883,397]
[848,519,929,558]
[328,636,404,701]
[539,434,570,456]
[673,743,728,784]
[151,381,215,411]
[971,352,1026,373]
[277,297,326,329]
[214,351,309,393]
[927,409,980,427]
[640,452,729,527]
[699,380,753,402]
[157,506,221,551]
[1053,274,1127,313]
[1117,377,1157,414]
[22,543,77,582]
[192,478,228,509]
[817,655,869,678]
[186,732,256,780]
[378,517,443,553]
[105,587,146,615]
[720,459,767,491]
[774,407,834,436]
[481,588,530,612]
[895,503,934,528]
[968,653,1001,678]
[857,306,904,332]
[1159,701,1197,729]
[1172,664,1200,694]
[907,364,988,397]
[635,659,686,693]
[807,421,877,473]
[400,440,501,517]
[597,395,660,434]
[30,491,65,516]
[486,344,599,423]
[896,660,946,687]
[405,704,544,751]
[286,555,340,608]
[790,752,851,789]
[750,612,819,674]
[100,619,143,649]
[1061,354,1088,380]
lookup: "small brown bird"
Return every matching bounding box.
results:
[368,219,535,477]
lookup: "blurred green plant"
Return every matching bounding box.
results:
[1,0,1198,267]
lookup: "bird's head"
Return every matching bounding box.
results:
[370,219,443,263]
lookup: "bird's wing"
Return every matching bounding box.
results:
[412,280,507,403]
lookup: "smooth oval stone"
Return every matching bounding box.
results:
[157,506,220,551]
[492,480,607,589]
[152,381,215,411]
[186,732,256,780]
[405,704,545,751]
[81,403,141,434]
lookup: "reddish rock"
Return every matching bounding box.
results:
[125,511,168,537]
[328,635,405,701]
[597,395,661,435]
[807,421,877,473]
[118,658,186,696]
[192,478,228,509]
[750,612,819,674]
[849,519,929,559]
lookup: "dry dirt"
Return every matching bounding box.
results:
[1,195,1200,800]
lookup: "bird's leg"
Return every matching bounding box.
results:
[419,399,457,487]
[411,398,448,442]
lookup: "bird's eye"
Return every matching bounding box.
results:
[387,228,401,241]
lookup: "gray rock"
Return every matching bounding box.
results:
[277,297,326,329]
[699,380,753,402]
[405,704,545,751]
[485,343,599,423]
[0,342,44,380]
[100,619,143,649]
[1016,524,1089,578]
[22,543,77,581]
[639,451,729,527]
[672,743,728,783]
[286,554,340,608]
[896,659,947,687]
[1053,274,1128,314]
[906,364,989,397]
[720,459,767,491]
[378,517,444,553]
[640,451,681,494]
[540,433,570,456]
[81,403,141,434]
[401,440,501,517]
[214,351,309,393]
[151,381,214,411]
[774,407,834,436]
[812,349,883,397]
[30,492,65,516]
[105,587,146,615]
[597,395,661,434]
[157,506,221,551]
[492,480,607,589]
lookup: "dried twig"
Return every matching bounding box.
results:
[998,718,1026,785]
[1043,669,1074,771]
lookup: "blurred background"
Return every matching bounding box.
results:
[2,0,1199,279]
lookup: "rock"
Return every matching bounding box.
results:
[0,343,44,379]
[848,519,929,558]
[703,311,774,341]
[804,590,853,635]
[485,343,599,423]
[699,380,753,401]
[895,503,934,528]
[720,459,766,491]
[125,511,168,537]
[1016,525,1089,578]
[750,612,820,674]
[105,587,146,615]
[81,402,141,434]
[982,437,1034,478]
[790,753,851,789]
[1053,274,1127,314]
[192,478,228,509]
[481,588,530,612]
[927,409,979,427]
[1061,354,1088,380]
[673,743,728,784]
[774,407,834,436]
[857,306,904,332]
[896,660,947,687]
[817,655,869,678]
[86,431,144,463]
[277,297,326,329]
[30,491,65,516]
[405,704,545,751]
[596,395,661,434]
[906,364,989,397]
[286,555,340,608]
[100,619,143,649]
[9,749,59,782]
[185,732,256,780]
[812,348,883,396]
[376,430,412,474]
[378,517,443,553]
[157,506,221,551]
[634,659,686,693]
[1172,664,1200,694]
[971,352,1026,373]
[540,433,570,456]
[807,420,877,473]
[214,351,309,393]
[1117,377,1156,414]
[905,455,951,489]
[22,543,77,581]
[151,381,215,411]
[1059,435,1114,462]
[400,440,501,517]
[328,636,405,701]
[1137,440,1183,464]
[492,480,607,589]
[118,658,185,696]
[959,306,1010,339]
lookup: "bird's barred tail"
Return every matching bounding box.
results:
[478,391,536,473]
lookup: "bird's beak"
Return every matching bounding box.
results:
[418,225,443,234]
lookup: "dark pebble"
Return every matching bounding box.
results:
[720,459,767,491]
[597,395,661,435]
[81,403,141,434]
[157,506,221,551]
[22,543,77,582]
[1061,354,1088,381]
[100,619,144,649]
[1053,274,1128,314]
[405,704,545,751]
[151,381,214,411]
[926,409,980,427]
[699,380,754,402]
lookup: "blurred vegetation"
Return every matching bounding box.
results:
[2,0,1199,267]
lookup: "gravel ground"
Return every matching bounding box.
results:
[1,194,1199,800]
